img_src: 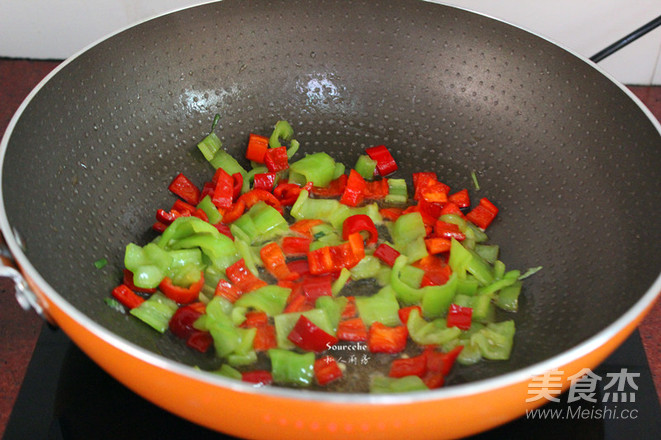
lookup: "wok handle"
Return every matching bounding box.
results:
[590,14,661,62]
[0,232,54,324]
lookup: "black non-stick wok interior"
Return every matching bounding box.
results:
[2,0,660,385]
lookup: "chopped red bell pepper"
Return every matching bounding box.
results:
[242,370,273,386]
[373,243,401,267]
[379,207,403,222]
[342,214,378,246]
[158,272,205,304]
[122,269,156,294]
[420,181,449,204]
[213,223,234,240]
[169,303,205,339]
[168,173,201,205]
[422,370,445,389]
[252,324,277,351]
[264,146,289,173]
[448,188,470,208]
[301,274,333,300]
[252,172,277,192]
[425,237,452,255]
[238,189,282,212]
[310,174,347,197]
[273,182,303,206]
[412,172,438,201]
[466,197,498,229]
[156,206,191,225]
[389,352,428,378]
[211,167,234,209]
[340,169,367,207]
[337,317,368,342]
[398,305,422,325]
[192,208,209,223]
[413,255,452,287]
[260,242,299,281]
[152,221,168,233]
[314,356,343,386]
[425,345,463,376]
[155,208,179,225]
[364,179,389,200]
[201,181,215,200]
[365,145,398,176]
[186,330,213,353]
[222,199,246,224]
[240,310,269,328]
[111,284,145,309]
[281,236,312,257]
[433,220,466,240]
[345,232,366,266]
[439,202,465,218]
[289,219,323,237]
[231,173,243,201]
[288,315,339,352]
[340,296,358,319]
[156,200,196,227]
[420,271,451,287]
[245,133,270,163]
[283,286,314,313]
[286,259,311,277]
[403,204,437,232]
[172,199,196,214]
[307,233,365,275]
[367,322,408,354]
[225,259,267,293]
[446,304,473,330]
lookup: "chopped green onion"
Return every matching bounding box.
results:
[471,170,480,190]
[519,266,543,280]
[211,113,221,131]
[104,297,123,311]
[94,258,108,269]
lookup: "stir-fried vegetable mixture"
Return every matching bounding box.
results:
[109,119,538,393]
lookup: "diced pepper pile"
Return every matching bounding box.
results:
[109,119,535,393]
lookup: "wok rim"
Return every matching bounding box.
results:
[1,0,660,406]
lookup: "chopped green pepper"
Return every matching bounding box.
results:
[124,242,172,289]
[196,194,222,224]
[214,364,242,380]
[197,131,222,162]
[385,178,408,204]
[471,320,515,360]
[354,154,377,179]
[291,190,342,220]
[269,120,294,149]
[496,281,522,312]
[355,285,401,327]
[130,292,178,333]
[370,375,429,393]
[289,152,336,187]
[234,285,291,317]
[407,309,461,345]
[268,349,315,386]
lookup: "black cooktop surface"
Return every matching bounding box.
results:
[4,326,660,439]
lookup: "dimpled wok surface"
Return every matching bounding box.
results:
[2,0,660,384]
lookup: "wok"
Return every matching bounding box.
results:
[1,0,660,438]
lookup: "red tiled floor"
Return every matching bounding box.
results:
[0,59,659,438]
[0,59,60,438]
